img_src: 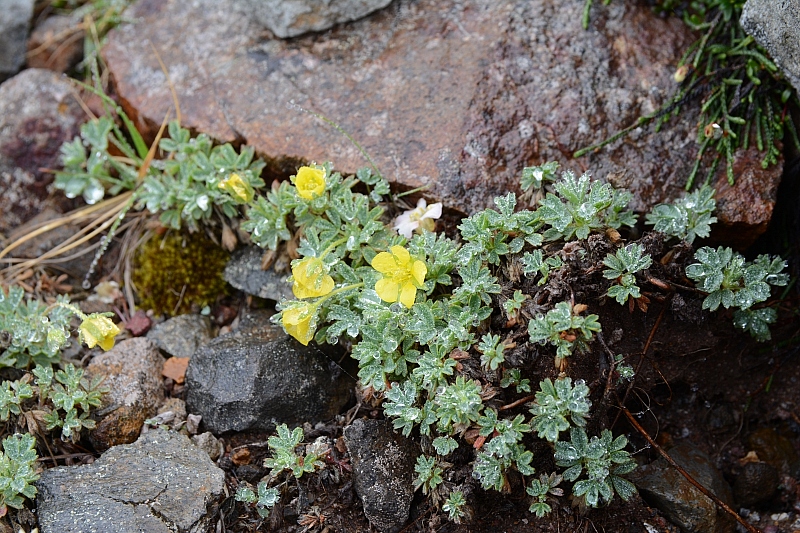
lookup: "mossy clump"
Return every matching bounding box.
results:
[133,232,229,315]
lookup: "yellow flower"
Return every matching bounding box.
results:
[218,173,255,203]
[291,257,334,299]
[294,166,326,200]
[282,303,317,345]
[371,245,427,308]
[78,314,121,351]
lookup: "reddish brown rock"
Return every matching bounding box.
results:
[711,146,783,247]
[0,68,85,233]
[87,337,165,451]
[103,0,782,244]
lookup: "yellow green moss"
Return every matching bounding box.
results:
[133,232,229,315]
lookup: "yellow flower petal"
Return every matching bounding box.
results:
[292,283,314,300]
[389,245,410,264]
[282,305,316,345]
[291,257,334,299]
[399,283,417,308]
[79,315,121,351]
[218,173,254,203]
[99,336,116,351]
[293,275,334,299]
[411,260,427,287]
[375,278,399,303]
[371,251,397,274]
[295,166,326,200]
[372,245,427,307]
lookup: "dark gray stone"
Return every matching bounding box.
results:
[87,338,166,450]
[0,68,84,233]
[343,419,417,533]
[235,307,277,334]
[223,246,293,301]
[0,0,33,81]
[630,442,735,533]
[733,461,779,507]
[741,0,800,93]
[240,0,394,38]
[146,314,213,358]
[104,0,781,246]
[185,325,353,433]
[36,429,225,533]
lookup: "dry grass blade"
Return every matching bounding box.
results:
[2,212,119,284]
[0,192,133,268]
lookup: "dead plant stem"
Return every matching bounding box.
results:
[621,405,761,533]
[612,294,672,429]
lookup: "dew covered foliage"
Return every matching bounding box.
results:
[231,158,788,521]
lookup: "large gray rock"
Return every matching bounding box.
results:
[241,0,394,38]
[146,314,213,358]
[0,68,84,234]
[185,325,353,433]
[103,0,781,245]
[741,0,800,94]
[0,0,33,81]
[631,443,735,533]
[223,246,293,301]
[343,419,417,533]
[87,337,166,450]
[36,429,225,533]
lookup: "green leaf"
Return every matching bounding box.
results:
[384,381,421,437]
[0,433,39,510]
[414,455,443,494]
[645,185,717,243]
[732,307,777,342]
[520,161,559,192]
[81,117,113,150]
[442,490,468,523]
[530,377,591,442]
[473,452,505,491]
[432,436,459,456]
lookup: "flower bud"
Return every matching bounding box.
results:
[78,314,121,351]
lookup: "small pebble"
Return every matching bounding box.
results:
[186,413,202,434]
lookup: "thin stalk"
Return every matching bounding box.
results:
[286,101,384,183]
[621,405,762,533]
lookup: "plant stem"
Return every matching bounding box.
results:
[46,302,87,321]
[621,405,762,533]
[316,283,364,306]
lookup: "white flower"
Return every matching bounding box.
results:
[393,198,443,238]
[87,281,122,304]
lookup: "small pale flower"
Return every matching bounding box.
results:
[282,302,317,345]
[704,123,723,139]
[393,198,443,239]
[218,173,255,203]
[371,245,427,308]
[86,281,123,304]
[294,166,326,200]
[78,314,121,351]
[673,65,689,83]
[291,257,334,299]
